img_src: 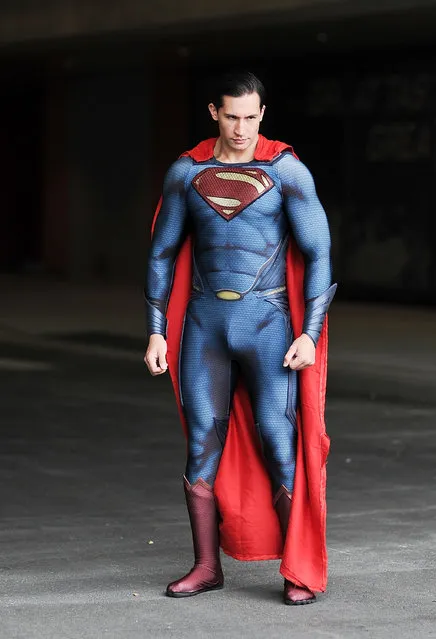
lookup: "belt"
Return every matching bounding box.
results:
[215,286,286,301]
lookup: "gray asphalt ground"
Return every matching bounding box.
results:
[1,276,436,639]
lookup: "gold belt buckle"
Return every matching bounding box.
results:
[216,290,242,301]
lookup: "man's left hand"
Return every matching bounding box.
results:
[283,334,316,370]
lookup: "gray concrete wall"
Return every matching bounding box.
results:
[1,0,436,44]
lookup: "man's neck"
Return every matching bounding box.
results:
[214,135,259,164]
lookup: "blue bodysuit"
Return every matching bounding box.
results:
[145,149,335,494]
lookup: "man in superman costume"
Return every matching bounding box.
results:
[144,71,336,605]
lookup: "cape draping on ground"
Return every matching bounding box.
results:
[150,135,330,592]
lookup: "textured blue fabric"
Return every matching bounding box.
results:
[144,157,192,333]
[180,289,297,492]
[145,149,334,492]
[274,154,332,299]
[145,152,333,322]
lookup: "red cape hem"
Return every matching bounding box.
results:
[221,547,282,562]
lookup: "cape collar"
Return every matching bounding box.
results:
[182,134,294,162]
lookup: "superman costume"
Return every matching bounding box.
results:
[145,135,336,602]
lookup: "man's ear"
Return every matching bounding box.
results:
[208,103,219,121]
[260,105,266,122]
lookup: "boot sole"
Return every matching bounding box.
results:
[166,584,224,598]
[284,596,316,606]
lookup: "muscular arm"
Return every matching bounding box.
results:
[144,157,192,337]
[276,153,336,346]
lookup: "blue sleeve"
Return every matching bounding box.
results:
[144,157,192,336]
[275,153,336,345]
[275,153,332,300]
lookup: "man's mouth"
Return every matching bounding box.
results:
[232,139,247,145]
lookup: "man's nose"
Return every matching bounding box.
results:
[234,120,244,136]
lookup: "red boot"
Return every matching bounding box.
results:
[273,485,316,606]
[166,477,224,597]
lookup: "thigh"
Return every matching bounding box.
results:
[239,296,297,430]
[180,301,236,483]
[180,301,233,426]
[238,297,298,490]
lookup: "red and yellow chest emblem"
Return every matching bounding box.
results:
[191,167,274,220]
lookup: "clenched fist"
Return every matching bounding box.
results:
[144,334,168,376]
[283,333,316,371]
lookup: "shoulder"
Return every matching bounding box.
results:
[255,135,294,161]
[273,152,315,195]
[163,156,194,191]
[181,138,217,162]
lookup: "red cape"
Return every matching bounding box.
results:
[152,135,330,592]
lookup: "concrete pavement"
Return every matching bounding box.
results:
[1,275,436,638]
[0,337,435,638]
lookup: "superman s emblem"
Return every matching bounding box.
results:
[192,167,274,220]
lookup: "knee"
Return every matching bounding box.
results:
[186,444,222,486]
[186,421,226,482]
[187,421,221,454]
[257,422,297,467]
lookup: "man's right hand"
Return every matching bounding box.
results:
[144,334,168,376]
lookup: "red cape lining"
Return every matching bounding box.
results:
[151,135,330,592]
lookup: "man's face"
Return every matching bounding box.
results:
[208,92,265,152]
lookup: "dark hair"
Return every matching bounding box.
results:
[210,70,266,109]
